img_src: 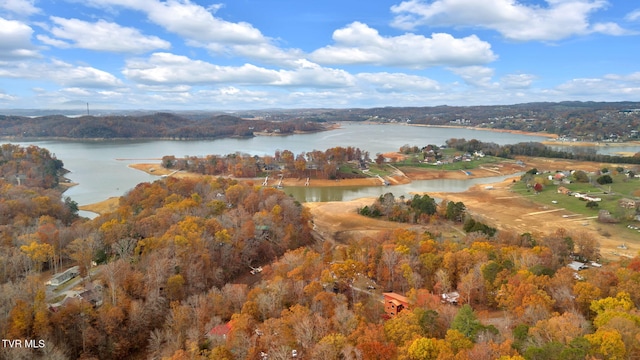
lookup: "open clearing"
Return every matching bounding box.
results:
[308,156,640,261]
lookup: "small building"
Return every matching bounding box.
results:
[568,261,588,271]
[619,198,638,209]
[46,266,79,287]
[79,283,104,307]
[557,186,571,195]
[383,292,410,317]
[441,291,460,305]
[207,321,232,340]
[553,173,566,181]
[574,193,601,202]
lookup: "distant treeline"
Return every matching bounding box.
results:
[4,101,640,140]
[249,101,640,139]
[445,138,640,165]
[0,113,324,139]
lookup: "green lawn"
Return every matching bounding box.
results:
[366,164,394,177]
[395,155,506,171]
[512,174,639,222]
[338,164,364,176]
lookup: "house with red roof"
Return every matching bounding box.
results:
[207,321,232,340]
[383,292,410,317]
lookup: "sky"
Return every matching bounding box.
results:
[1,0,639,111]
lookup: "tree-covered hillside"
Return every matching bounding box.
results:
[0,113,325,139]
[2,146,640,360]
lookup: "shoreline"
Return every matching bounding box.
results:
[5,120,640,149]
[80,155,617,216]
[406,123,559,139]
[79,197,120,215]
[542,140,640,148]
[78,156,639,261]
[80,156,534,215]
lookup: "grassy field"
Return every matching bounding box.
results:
[365,164,394,177]
[395,154,507,171]
[511,173,640,226]
[337,163,394,178]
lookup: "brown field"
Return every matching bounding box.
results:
[428,178,638,260]
[307,156,639,261]
[306,177,638,261]
[542,140,640,148]
[79,197,120,215]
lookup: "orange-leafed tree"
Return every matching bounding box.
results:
[350,322,397,360]
[497,270,555,324]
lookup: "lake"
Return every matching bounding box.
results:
[4,123,564,215]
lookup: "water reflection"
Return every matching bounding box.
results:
[284,173,521,202]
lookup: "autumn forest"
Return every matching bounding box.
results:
[1,143,640,360]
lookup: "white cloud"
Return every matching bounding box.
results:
[449,66,495,87]
[8,69,640,110]
[49,60,124,88]
[0,0,39,16]
[391,0,629,41]
[123,53,355,88]
[357,72,441,92]
[604,72,640,82]
[37,17,170,53]
[123,52,281,85]
[31,88,128,109]
[227,43,305,66]
[0,17,39,59]
[136,84,193,93]
[591,22,629,36]
[625,9,640,22]
[0,59,122,88]
[310,22,496,68]
[61,87,93,96]
[555,78,607,95]
[554,73,640,98]
[501,73,535,89]
[84,0,290,61]
[142,0,264,45]
[0,91,18,102]
[191,87,276,107]
[275,59,355,87]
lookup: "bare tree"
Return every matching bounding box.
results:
[102,259,124,306]
[382,246,399,291]
[66,234,98,278]
[112,237,137,261]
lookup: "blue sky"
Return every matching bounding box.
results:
[1,0,639,110]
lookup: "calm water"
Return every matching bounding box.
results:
[284,174,521,202]
[548,144,640,156]
[4,123,562,215]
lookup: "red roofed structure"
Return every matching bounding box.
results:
[383,292,410,317]
[207,321,232,339]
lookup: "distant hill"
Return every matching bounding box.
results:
[1,101,639,140]
[0,113,324,140]
[250,101,640,141]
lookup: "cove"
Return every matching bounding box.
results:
[7,123,549,215]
